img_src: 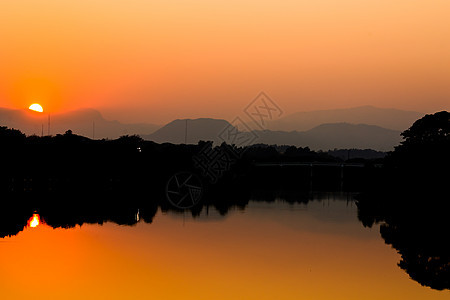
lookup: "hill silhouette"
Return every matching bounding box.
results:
[0,107,159,139]
[142,118,234,144]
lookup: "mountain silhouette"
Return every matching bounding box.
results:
[142,118,401,151]
[0,107,159,139]
[266,106,423,132]
[141,118,236,144]
[297,123,400,150]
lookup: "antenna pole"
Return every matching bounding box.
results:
[185,119,188,144]
[48,114,50,136]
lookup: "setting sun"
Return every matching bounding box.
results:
[29,103,43,113]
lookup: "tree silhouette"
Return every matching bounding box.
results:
[0,126,26,144]
[401,111,450,145]
[384,111,450,189]
[116,134,144,144]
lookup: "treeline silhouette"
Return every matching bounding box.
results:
[0,127,374,196]
[1,110,448,217]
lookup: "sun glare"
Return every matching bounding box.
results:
[28,214,41,228]
[29,103,44,113]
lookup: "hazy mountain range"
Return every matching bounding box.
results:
[143,119,401,151]
[0,107,159,139]
[1,105,425,150]
[266,106,423,132]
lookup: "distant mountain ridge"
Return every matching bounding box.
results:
[0,107,159,139]
[266,105,423,132]
[1,105,416,150]
[254,123,401,151]
[143,118,402,151]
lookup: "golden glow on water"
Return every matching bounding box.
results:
[0,201,448,299]
[27,214,41,228]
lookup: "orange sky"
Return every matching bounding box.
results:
[1,0,449,123]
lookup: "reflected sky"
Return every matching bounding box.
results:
[0,194,448,299]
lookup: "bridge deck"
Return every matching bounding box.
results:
[253,162,365,168]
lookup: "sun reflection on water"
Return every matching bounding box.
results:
[28,214,41,228]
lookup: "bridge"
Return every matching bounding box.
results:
[253,162,365,168]
[252,161,369,190]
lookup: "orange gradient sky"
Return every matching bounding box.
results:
[0,0,449,123]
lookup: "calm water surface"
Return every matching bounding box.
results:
[0,193,448,300]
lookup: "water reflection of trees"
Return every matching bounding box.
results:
[1,188,448,291]
[0,186,331,239]
[0,203,157,238]
[357,192,450,291]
